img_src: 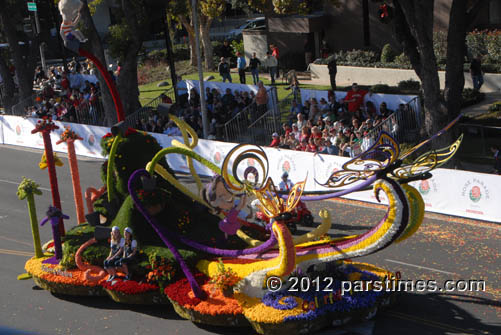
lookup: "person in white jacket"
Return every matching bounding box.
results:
[264,51,278,84]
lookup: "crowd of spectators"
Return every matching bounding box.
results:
[140,77,270,140]
[270,83,406,157]
[24,59,106,124]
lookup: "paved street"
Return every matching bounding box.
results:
[0,145,499,335]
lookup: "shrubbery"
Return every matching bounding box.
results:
[488,101,501,112]
[314,30,501,73]
[380,44,396,63]
[398,79,421,91]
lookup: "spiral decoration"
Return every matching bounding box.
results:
[221,144,271,194]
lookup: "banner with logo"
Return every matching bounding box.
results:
[1,115,499,222]
[0,115,108,159]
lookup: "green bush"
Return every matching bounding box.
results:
[398,79,421,91]
[461,88,485,108]
[394,52,411,66]
[231,40,244,55]
[433,31,448,65]
[345,49,378,65]
[370,84,396,94]
[380,44,396,63]
[488,101,501,112]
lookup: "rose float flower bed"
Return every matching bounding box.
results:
[234,261,397,335]
[25,256,106,296]
[101,279,168,305]
[164,274,250,328]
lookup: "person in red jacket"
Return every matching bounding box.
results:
[270,132,280,147]
[343,83,368,113]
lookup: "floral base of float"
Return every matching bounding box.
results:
[25,256,167,304]
[236,262,397,335]
[162,261,397,334]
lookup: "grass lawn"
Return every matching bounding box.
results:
[139,66,332,105]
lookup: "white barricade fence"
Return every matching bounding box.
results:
[300,89,418,114]
[1,115,499,222]
[0,115,109,159]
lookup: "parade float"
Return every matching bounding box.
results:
[20,2,463,333]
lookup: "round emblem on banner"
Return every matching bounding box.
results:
[469,186,481,203]
[282,160,291,173]
[88,134,95,146]
[214,151,222,165]
[15,125,22,136]
[418,180,430,195]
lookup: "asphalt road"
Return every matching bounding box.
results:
[0,145,499,335]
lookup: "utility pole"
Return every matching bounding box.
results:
[191,0,209,139]
[162,8,178,102]
[28,1,47,71]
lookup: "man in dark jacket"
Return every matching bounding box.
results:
[327,56,337,91]
[218,57,232,83]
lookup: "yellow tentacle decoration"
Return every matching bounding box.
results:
[395,184,425,243]
[169,115,203,192]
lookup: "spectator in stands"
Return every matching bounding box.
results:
[236,52,246,84]
[296,113,306,131]
[319,98,329,113]
[288,100,303,123]
[218,57,232,83]
[379,102,393,118]
[249,53,261,85]
[189,88,200,108]
[264,51,278,85]
[177,76,189,106]
[309,105,322,124]
[343,83,368,113]
[163,121,182,136]
[270,132,280,147]
[256,81,268,117]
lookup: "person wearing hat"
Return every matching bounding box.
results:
[116,227,138,281]
[279,172,294,192]
[104,226,124,282]
[270,132,280,147]
[218,57,232,83]
[236,52,246,84]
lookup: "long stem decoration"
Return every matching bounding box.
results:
[31,117,65,236]
[17,177,44,258]
[57,128,85,224]
[40,206,70,265]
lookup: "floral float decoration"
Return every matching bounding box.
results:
[21,111,463,334]
[57,127,86,224]
[32,116,66,237]
[40,206,70,265]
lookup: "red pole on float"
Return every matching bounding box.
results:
[31,117,65,236]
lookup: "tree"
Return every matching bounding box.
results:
[199,0,225,70]
[0,49,16,112]
[167,0,198,67]
[391,0,486,146]
[0,0,40,109]
[83,0,165,123]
